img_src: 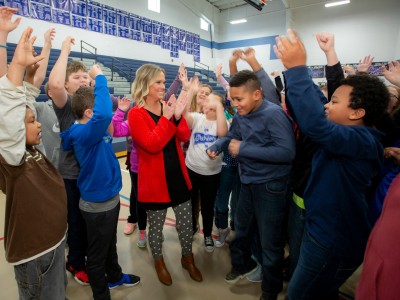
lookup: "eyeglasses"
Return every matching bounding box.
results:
[390,94,399,101]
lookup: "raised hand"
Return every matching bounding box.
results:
[241,47,256,62]
[162,94,176,120]
[315,32,335,53]
[89,64,103,79]
[382,61,400,87]
[0,6,21,35]
[274,29,306,69]
[188,75,200,95]
[343,65,356,76]
[12,27,44,68]
[179,66,190,91]
[174,93,188,120]
[44,28,56,47]
[178,63,185,77]
[357,55,374,74]
[117,97,131,112]
[215,63,222,79]
[230,49,243,63]
[61,36,75,55]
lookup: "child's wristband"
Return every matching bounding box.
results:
[0,45,8,49]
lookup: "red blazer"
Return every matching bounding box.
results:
[356,173,400,300]
[128,106,192,203]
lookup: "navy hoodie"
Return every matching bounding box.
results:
[285,66,384,263]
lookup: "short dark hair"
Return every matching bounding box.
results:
[72,87,94,120]
[229,70,261,92]
[341,74,390,126]
[66,61,87,82]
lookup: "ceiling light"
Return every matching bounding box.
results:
[230,19,247,24]
[325,0,350,7]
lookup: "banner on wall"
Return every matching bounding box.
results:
[3,0,201,61]
[30,0,52,21]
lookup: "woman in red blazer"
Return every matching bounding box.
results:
[128,64,202,286]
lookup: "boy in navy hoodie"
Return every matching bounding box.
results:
[274,30,389,300]
[61,64,140,300]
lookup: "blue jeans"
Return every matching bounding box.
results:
[288,230,359,300]
[230,177,288,296]
[14,238,67,300]
[214,165,240,229]
[64,179,87,270]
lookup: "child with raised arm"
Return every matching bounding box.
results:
[274,29,389,300]
[183,84,229,252]
[60,64,140,299]
[48,36,91,285]
[0,26,67,300]
[207,69,295,300]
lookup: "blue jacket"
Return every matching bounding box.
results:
[60,75,122,202]
[209,100,295,184]
[285,66,384,262]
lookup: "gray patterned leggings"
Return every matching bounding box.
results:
[147,200,193,259]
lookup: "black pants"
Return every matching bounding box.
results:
[127,170,147,230]
[81,202,123,300]
[188,169,220,237]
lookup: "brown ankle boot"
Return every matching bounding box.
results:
[154,257,172,285]
[181,253,203,282]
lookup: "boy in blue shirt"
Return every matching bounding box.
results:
[274,30,389,300]
[208,70,296,300]
[61,64,140,300]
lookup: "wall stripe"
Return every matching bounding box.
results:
[200,35,279,60]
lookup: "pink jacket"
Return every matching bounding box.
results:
[112,108,138,173]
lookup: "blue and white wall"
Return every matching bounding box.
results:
[4,0,400,79]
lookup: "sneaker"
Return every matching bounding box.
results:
[123,222,137,235]
[215,228,230,248]
[66,262,90,286]
[137,230,147,248]
[246,263,262,283]
[108,273,140,289]
[204,236,215,253]
[225,260,258,284]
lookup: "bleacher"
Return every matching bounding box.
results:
[6,42,228,155]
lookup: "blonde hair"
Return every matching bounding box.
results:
[190,84,212,112]
[131,64,165,107]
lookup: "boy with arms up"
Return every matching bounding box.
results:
[48,36,91,285]
[61,64,140,300]
[274,29,389,300]
[207,70,296,300]
[0,27,68,299]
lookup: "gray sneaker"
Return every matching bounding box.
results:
[225,260,258,284]
[246,263,262,282]
[215,228,230,247]
[137,230,147,248]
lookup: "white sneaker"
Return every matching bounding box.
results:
[204,236,215,252]
[137,230,147,248]
[215,228,230,248]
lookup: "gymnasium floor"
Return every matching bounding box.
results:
[0,158,361,299]
[0,158,267,300]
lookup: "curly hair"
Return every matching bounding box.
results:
[341,74,390,127]
[66,61,87,82]
[229,70,261,92]
[131,64,165,107]
[72,86,95,120]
